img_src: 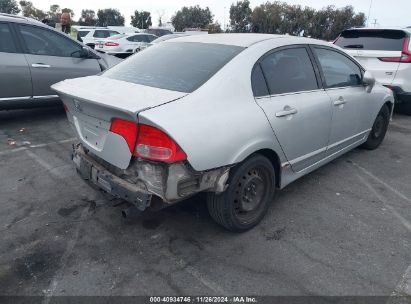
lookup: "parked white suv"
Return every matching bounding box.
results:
[76,27,120,49]
[335,28,411,114]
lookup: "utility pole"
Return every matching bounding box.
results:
[224,6,226,32]
[367,0,373,27]
[372,19,378,28]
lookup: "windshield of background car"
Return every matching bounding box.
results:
[335,30,406,51]
[102,42,244,93]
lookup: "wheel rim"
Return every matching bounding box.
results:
[233,165,271,223]
[373,114,385,138]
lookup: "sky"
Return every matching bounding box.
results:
[31,0,411,30]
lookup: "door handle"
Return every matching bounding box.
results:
[31,63,51,68]
[275,106,298,117]
[333,97,347,106]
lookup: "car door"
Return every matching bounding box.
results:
[128,35,146,51]
[254,46,333,172]
[0,22,32,101]
[17,24,102,97]
[312,46,368,156]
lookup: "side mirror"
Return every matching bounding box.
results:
[363,71,375,93]
[80,46,91,58]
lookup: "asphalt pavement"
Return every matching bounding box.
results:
[0,105,410,298]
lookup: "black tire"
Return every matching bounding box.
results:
[362,104,390,150]
[207,154,276,232]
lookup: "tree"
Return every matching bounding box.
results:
[157,9,165,27]
[307,5,365,40]
[171,5,213,32]
[229,0,252,33]
[130,10,152,29]
[19,1,46,20]
[249,2,365,40]
[0,0,20,14]
[78,9,97,26]
[251,2,284,34]
[97,8,125,26]
[62,8,74,18]
[47,4,60,23]
[208,22,222,34]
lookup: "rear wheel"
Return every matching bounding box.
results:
[362,104,390,150]
[207,154,275,232]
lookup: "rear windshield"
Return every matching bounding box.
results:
[335,30,407,51]
[103,42,244,93]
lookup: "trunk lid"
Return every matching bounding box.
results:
[344,49,401,85]
[52,76,187,169]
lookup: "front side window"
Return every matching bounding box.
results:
[314,48,362,88]
[19,25,82,57]
[260,47,319,95]
[0,23,17,53]
[103,42,244,93]
[146,35,157,42]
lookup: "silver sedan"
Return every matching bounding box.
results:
[52,34,394,232]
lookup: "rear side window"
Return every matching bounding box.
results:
[260,47,318,95]
[251,64,269,97]
[93,30,118,38]
[78,31,90,38]
[127,35,145,42]
[103,42,244,93]
[314,48,362,88]
[335,30,406,51]
[0,23,17,53]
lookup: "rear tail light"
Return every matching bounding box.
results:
[109,119,186,162]
[104,42,119,46]
[109,119,138,153]
[378,36,411,63]
[134,124,187,162]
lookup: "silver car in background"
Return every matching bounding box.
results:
[52,34,394,232]
[0,13,120,110]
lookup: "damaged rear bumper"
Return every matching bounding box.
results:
[73,145,152,210]
[72,144,230,211]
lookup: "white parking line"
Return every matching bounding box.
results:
[350,161,411,204]
[42,207,89,303]
[394,266,411,296]
[355,173,411,233]
[0,138,76,156]
[163,250,228,295]
[25,150,68,179]
[29,138,76,148]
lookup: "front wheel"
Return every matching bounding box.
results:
[361,104,390,150]
[207,154,276,232]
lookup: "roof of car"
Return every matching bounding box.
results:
[167,33,331,48]
[0,13,48,27]
[345,27,411,33]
